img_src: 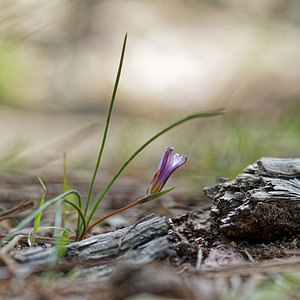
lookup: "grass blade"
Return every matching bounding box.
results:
[27,226,72,247]
[55,229,71,260]
[0,189,83,246]
[51,196,63,263]
[86,108,225,227]
[30,176,46,247]
[84,33,127,218]
[138,187,175,203]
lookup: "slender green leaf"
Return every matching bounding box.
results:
[62,153,82,241]
[63,199,87,240]
[84,33,127,218]
[55,230,71,259]
[138,187,175,204]
[0,189,83,246]
[86,108,225,226]
[52,195,63,264]
[27,226,72,247]
[30,176,46,247]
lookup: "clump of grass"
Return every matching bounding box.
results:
[0,34,224,250]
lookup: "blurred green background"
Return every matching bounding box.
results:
[0,0,299,193]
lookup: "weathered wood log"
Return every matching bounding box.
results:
[0,215,175,279]
[204,157,300,241]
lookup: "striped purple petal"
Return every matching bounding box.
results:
[147,147,187,194]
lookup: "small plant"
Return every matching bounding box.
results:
[0,34,224,248]
[84,146,186,234]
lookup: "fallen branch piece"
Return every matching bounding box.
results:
[3,215,174,279]
[204,157,300,240]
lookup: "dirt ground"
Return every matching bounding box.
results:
[0,170,299,300]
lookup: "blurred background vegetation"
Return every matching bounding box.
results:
[0,0,299,193]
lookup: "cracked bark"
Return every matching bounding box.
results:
[204,157,300,241]
[0,215,175,279]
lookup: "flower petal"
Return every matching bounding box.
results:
[147,147,187,194]
[146,169,160,194]
[157,147,173,172]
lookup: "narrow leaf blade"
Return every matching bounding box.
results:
[138,187,175,204]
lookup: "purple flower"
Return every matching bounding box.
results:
[147,147,187,194]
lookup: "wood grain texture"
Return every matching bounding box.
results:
[1,215,175,279]
[204,157,300,240]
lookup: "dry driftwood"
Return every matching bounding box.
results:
[0,215,175,279]
[204,157,300,241]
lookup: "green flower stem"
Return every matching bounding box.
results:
[84,108,225,235]
[83,33,127,219]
